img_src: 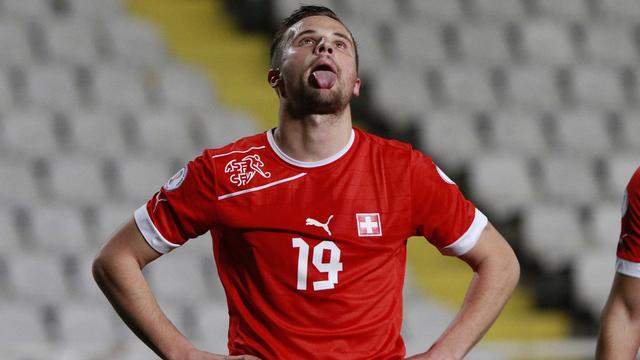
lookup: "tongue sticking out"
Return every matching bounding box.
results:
[312,70,337,89]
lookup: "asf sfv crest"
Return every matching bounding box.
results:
[225,154,272,186]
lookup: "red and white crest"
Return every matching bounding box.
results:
[224,154,272,186]
[356,213,382,237]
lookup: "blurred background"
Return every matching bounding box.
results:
[0,0,638,358]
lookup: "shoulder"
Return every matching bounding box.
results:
[355,127,420,159]
[202,132,267,159]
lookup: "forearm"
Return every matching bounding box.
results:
[597,301,640,359]
[427,252,519,359]
[93,254,194,360]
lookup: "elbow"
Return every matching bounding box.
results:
[505,251,521,291]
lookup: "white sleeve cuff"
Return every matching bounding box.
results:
[440,208,488,257]
[616,257,640,278]
[134,205,180,254]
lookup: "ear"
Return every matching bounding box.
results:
[268,68,281,88]
[352,77,361,97]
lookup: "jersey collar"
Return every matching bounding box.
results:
[266,128,355,168]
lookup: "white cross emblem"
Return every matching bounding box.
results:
[356,213,382,237]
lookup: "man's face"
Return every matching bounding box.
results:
[272,15,361,116]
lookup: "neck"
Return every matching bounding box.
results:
[274,105,353,162]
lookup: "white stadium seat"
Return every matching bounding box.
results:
[505,65,564,109]
[90,64,149,110]
[369,68,431,127]
[420,110,483,171]
[522,203,585,272]
[536,0,591,21]
[147,252,212,304]
[0,21,33,66]
[115,157,170,202]
[471,0,528,20]
[519,20,576,65]
[0,206,21,252]
[582,24,638,66]
[157,64,216,109]
[66,110,129,156]
[0,67,15,109]
[455,22,513,64]
[102,18,168,66]
[94,203,137,245]
[553,110,614,155]
[0,158,39,204]
[618,111,640,150]
[597,0,640,22]
[6,252,68,301]
[198,108,259,148]
[573,247,616,318]
[393,23,449,67]
[29,204,88,253]
[1,111,59,156]
[468,152,537,219]
[603,154,639,198]
[488,109,548,156]
[347,21,388,76]
[0,303,47,343]
[48,156,109,203]
[41,19,100,65]
[569,65,625,110]
[342,0,400,22]
[133,109,197,157]
[65,0,123,19]
[589,202,623,247]
[3,0,54,19]
[191,302,231,353]
[56,301,118,346]
[539,155,601,206]
[438,65,497,110]
[24,65,81,110]
[406,0,463,21]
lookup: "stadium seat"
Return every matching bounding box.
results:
[115,156,170,203]
[438,64,498,110]
[133,108,198,157]
[101,17,168,66]
[1,110,60,156]
[505,65,564,109]
[518,20,577,65]
[197,108,259,148]
[595,0,640,22]
[0,67,15,109]
[487,109,548,156]
[454,22,513,64]
[191,302,231,352]
[341,0,400,22]
[521,203,585,272]
[271,0,334,23]
[66,110,130,157]
[618,111,640,150]
[40,19,99,65]
[48,156,109,203]
[468,152,537,219]
[569,65,625,110]
[603,154,639,198]
[156,64,216,110]
[347,21,389,76]
[6,252,68,301]
[0,303,48,343]
[93,203,136,245]
[419,110,484,171]
[147,252,212,304]
[539,155,601,206]
[3,0,54,19]
[369,67,431,128]
[90,64,149,110]
[0,21,34,66]
[29,204,88,253]
[582,24,638,66]
[535,0,591,21]
[24,65,81,110]
[0,158,40,204]
[573,246,616,318]
[406,0,464,22]
[56,301,118,346]
[552,110,614,155]
[589,202,623,247]
[393,23,449,67]
[0,206,21,252]
[64,0,123,19]
[470,0,528,20]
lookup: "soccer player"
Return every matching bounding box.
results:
[597,166,640,359]
[93,6,520,360]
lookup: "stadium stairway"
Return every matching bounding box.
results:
[125,0,571,348]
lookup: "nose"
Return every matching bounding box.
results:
[315,37,333,55]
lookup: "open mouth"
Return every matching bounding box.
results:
[309,63,337,89]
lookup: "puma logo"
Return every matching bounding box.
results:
[305,215,334,236]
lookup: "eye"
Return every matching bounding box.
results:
[299,37,315,46]
[335,40,348,49]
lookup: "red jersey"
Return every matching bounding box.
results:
[616,166,640,277]
[134,127,487,359]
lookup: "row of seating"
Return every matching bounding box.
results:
[275,0,640,23]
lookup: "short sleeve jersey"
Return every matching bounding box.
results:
[616,166,640,278]
[134,127,488,360]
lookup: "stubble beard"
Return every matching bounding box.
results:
[285,76,352,118]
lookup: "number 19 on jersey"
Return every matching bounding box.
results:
[292,238,343,291]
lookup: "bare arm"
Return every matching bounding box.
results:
[596,273,640,359]
[92,219,259,360]
[408,223,520,360]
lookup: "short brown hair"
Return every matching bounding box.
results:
[269,5,359,70]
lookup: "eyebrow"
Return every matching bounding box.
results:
[291,29,354,46]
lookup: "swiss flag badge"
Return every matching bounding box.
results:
[356,213,382,237]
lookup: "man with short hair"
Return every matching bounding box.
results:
[93,6,520,359]
[597,166,640,359]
